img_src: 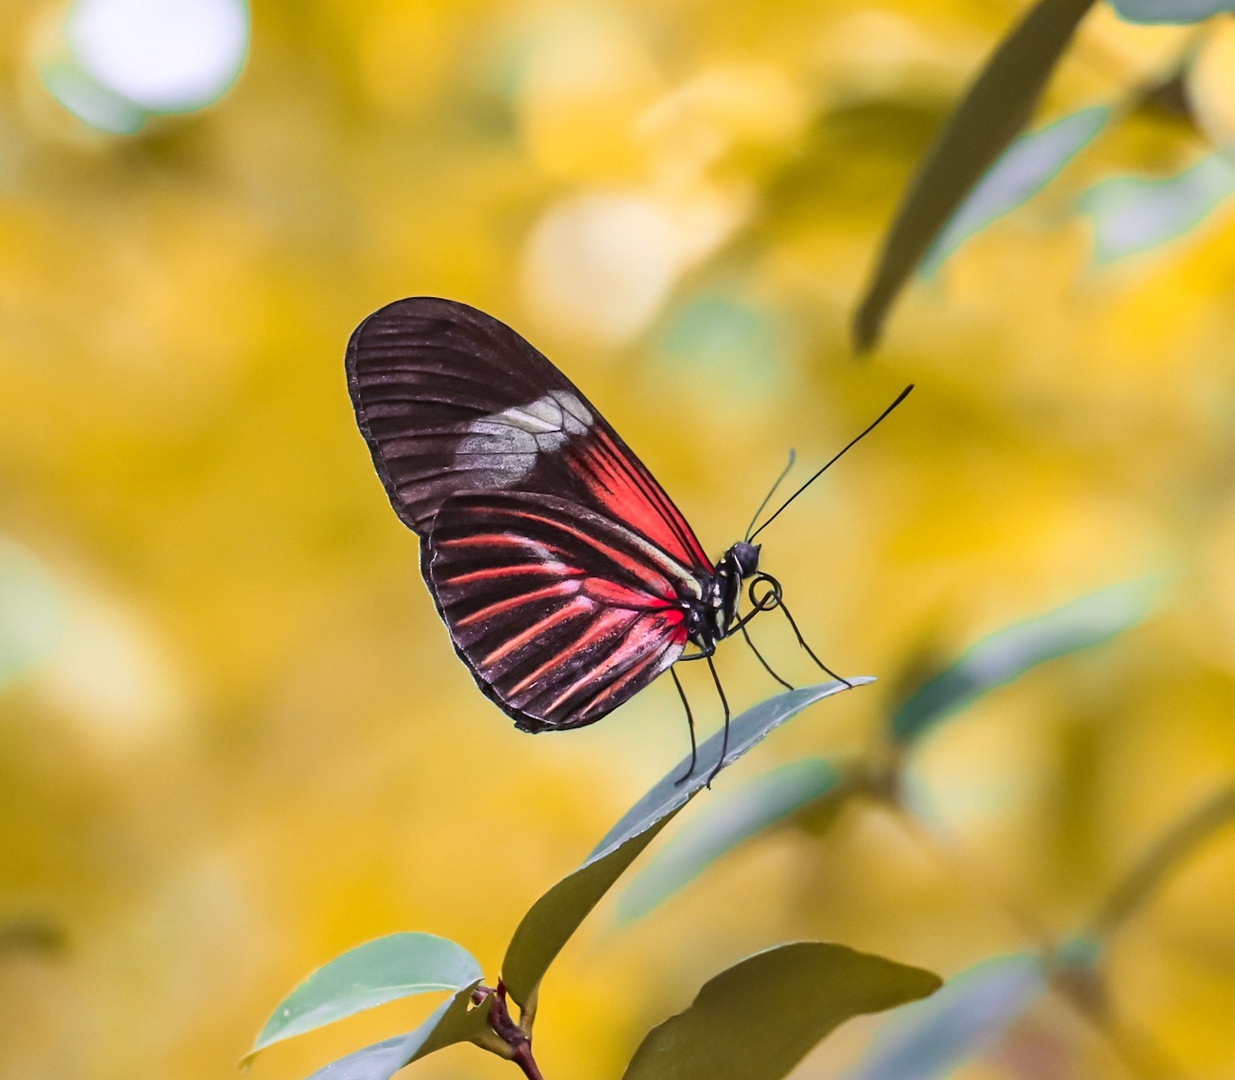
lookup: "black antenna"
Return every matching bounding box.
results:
[748,384,913,542]
[744,449,796,542]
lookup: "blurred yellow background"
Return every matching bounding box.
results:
[2,1,1235,1079]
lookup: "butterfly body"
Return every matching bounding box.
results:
[347,296,770,735]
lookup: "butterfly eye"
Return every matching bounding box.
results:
[731,542,760,578]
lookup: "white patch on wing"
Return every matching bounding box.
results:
[454,391,592,486]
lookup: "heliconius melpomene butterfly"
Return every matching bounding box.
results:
[347,297,911,780]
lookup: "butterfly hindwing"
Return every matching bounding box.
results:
[426,492,694,731]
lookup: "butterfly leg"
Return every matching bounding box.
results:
[670,666,698,786]
[705,655,731,787]
[777,598,852,688]
[740,622,794,691]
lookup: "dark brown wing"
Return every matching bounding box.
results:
[424,491,695,731]
[346,297,713,575]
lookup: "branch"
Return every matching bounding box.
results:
[1088,783,1235,941]
[473,983,545,1080]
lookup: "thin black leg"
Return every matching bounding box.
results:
[778,599,851,688]
[705,656,731,787]
[671,666,697,786]
[740,623,794,690]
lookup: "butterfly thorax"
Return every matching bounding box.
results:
[686,541,761,651]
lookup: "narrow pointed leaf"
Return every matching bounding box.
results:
[619,758,851,920]
[843,955,1045,1080]
[1108,0,1235,22]
[892,581,1152,745]
[302,982,493,1080]
[252,933,483,1054]
[1079,153,1235,262]
[502,680,870,1008]
[622,943,941,1080]
[592,680,870,860]
[922,106,1110,274]
[853,0,1098,351]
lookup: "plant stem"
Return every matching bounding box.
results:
[886,792,1198,1080]
[1088,783,1235,941]
[475,982,546,1080]
[886,795,1057,955]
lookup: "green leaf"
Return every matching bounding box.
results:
[301,982,493,1080]
[852,0,1098,351]
[502,806,681,1010]
[0,539,62,691]
[891,581,1153,745]
[1107,0,1235,23]
[251,933,484,1055]
[842,955,1045,1080]
[618,758,851,920]
[591,680,870,859]
[922,106,1110,275]
[1079,153,1235,263]
[502,680,869,1008]
[622,943,941,1080]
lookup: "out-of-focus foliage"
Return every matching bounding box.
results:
[4,0,1235,1077]
[618,757,851,920]
[853,0,1099,350]
[842,955,1046,1080]
[1080,152,1235,260]
[617,581,1154,923]
[1110,0,1235,22]
[923,106,1112,273]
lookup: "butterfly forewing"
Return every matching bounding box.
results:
[347,297,711,575]
[347,297,715,731]
[428,493,692,730]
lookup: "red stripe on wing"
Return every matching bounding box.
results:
[455,579,583,628]
[505,607,639,698]
[480,596,594,668]
[542,609,685,716]
[427,491,697,731]
[443,563,583,587]
[572,617,687,724]
[566,429,712,574]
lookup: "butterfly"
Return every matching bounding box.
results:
[346,297,910,778]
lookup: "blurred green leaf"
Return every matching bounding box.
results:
[301,982,492,1080]
[1090,783,1235,939]
[1079,153,1235,262]
[0,917,67,955]
[618,758,852,921]
[622,943,942,1080]
[922,106,1111,274]
[853,0,1098,351]
[39,62,147,135]
[842,955,1045,1080]
[0,539,62,691]
[251,933,483,1055]
[502,681,870,1008]
[1107,0,1235,22]
[892,581,1153,745]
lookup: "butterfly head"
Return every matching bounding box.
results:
[729,541,761,579]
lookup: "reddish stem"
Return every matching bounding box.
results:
[473,982,545,1080]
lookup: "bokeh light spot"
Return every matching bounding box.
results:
[66,0,248,113]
